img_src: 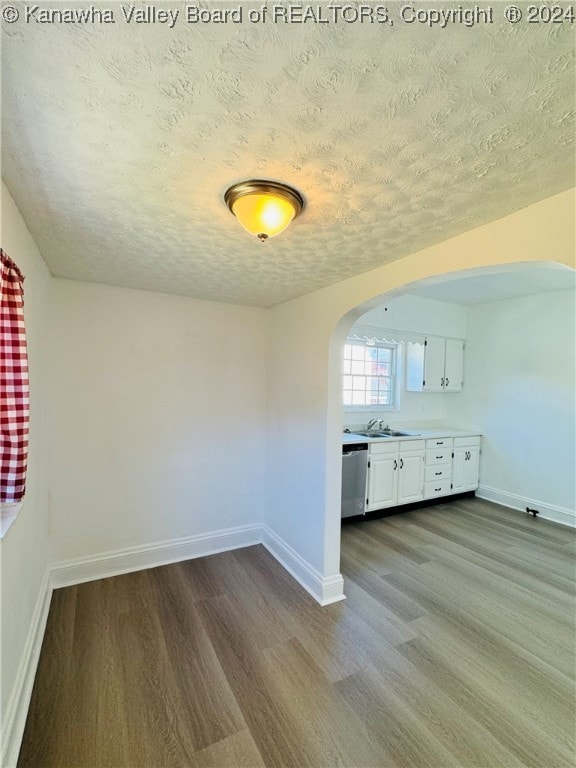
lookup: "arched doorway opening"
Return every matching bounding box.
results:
[327,261,575,598]
[264,189,573,607]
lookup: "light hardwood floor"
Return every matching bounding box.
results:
[18,498,576,767]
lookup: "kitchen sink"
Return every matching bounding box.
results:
[351,429,418,438]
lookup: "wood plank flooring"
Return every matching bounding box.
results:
[18,498,576,767]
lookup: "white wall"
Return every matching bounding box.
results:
[344,294,467,428]
[447,289,575,524]
[266,189,575,600]
[1,184,52,755]
[358,294,467,337]
[2,180,572,760]
[49,280,268,562]
[1,200,269,763]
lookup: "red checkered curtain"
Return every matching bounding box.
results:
[0,250,29,504]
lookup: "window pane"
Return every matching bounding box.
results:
[377,348,391,362]
[381,380,392,399]
[351,345,364,360]
[364,359,375,375]
[343,339,397,409]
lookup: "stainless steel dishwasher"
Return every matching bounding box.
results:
[341,443,368,518]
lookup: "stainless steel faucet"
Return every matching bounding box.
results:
[367,418,382,431]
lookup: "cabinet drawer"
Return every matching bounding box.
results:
[369,441,399,455]
[425,437,454,450]
[425,448,452,465]
[424,479,452,498]
[425,465,452,482]
[400,439,425,453]
[454,436,481,448]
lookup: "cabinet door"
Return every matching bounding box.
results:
[463,446,480,489]
[423,337,445,391]
[405,342,425,392]
[444,338,464,391]
[367,453,397,510]
[452,448,466,493]
[452,447,480,492]
[397,452,424,504]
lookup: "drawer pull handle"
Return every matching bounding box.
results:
[435,487,441,491]
[435,472,442,476]
[436,456,443,459]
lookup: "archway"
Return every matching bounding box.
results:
[265,189,574,606]
[327,261,575,599]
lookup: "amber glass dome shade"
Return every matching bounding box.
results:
[225,180,304,242]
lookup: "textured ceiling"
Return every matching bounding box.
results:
[2,1,574,307]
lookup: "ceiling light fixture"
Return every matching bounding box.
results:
[224,180,304,242]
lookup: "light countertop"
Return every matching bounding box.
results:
[342,427,481,444]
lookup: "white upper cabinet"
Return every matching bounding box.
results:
[406,336,464,392]
[444,338,464,392]
[422,336,446,392]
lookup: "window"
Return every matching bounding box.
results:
[343,339,397,408]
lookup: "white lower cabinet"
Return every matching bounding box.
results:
[364,434,480,513]
[424,438,453,499]
[366,440,424,512]
[366,447,397,511]
[452,436,481,492]
[397,449,426,504]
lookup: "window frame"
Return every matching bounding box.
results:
[342,337,401,412]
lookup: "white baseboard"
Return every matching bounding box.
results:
[4,522,345,766]
[51,524,346,605]
[51,523,263,588]
[477,485,576,528]
[261,524,345,606]
[1,570,53,768]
